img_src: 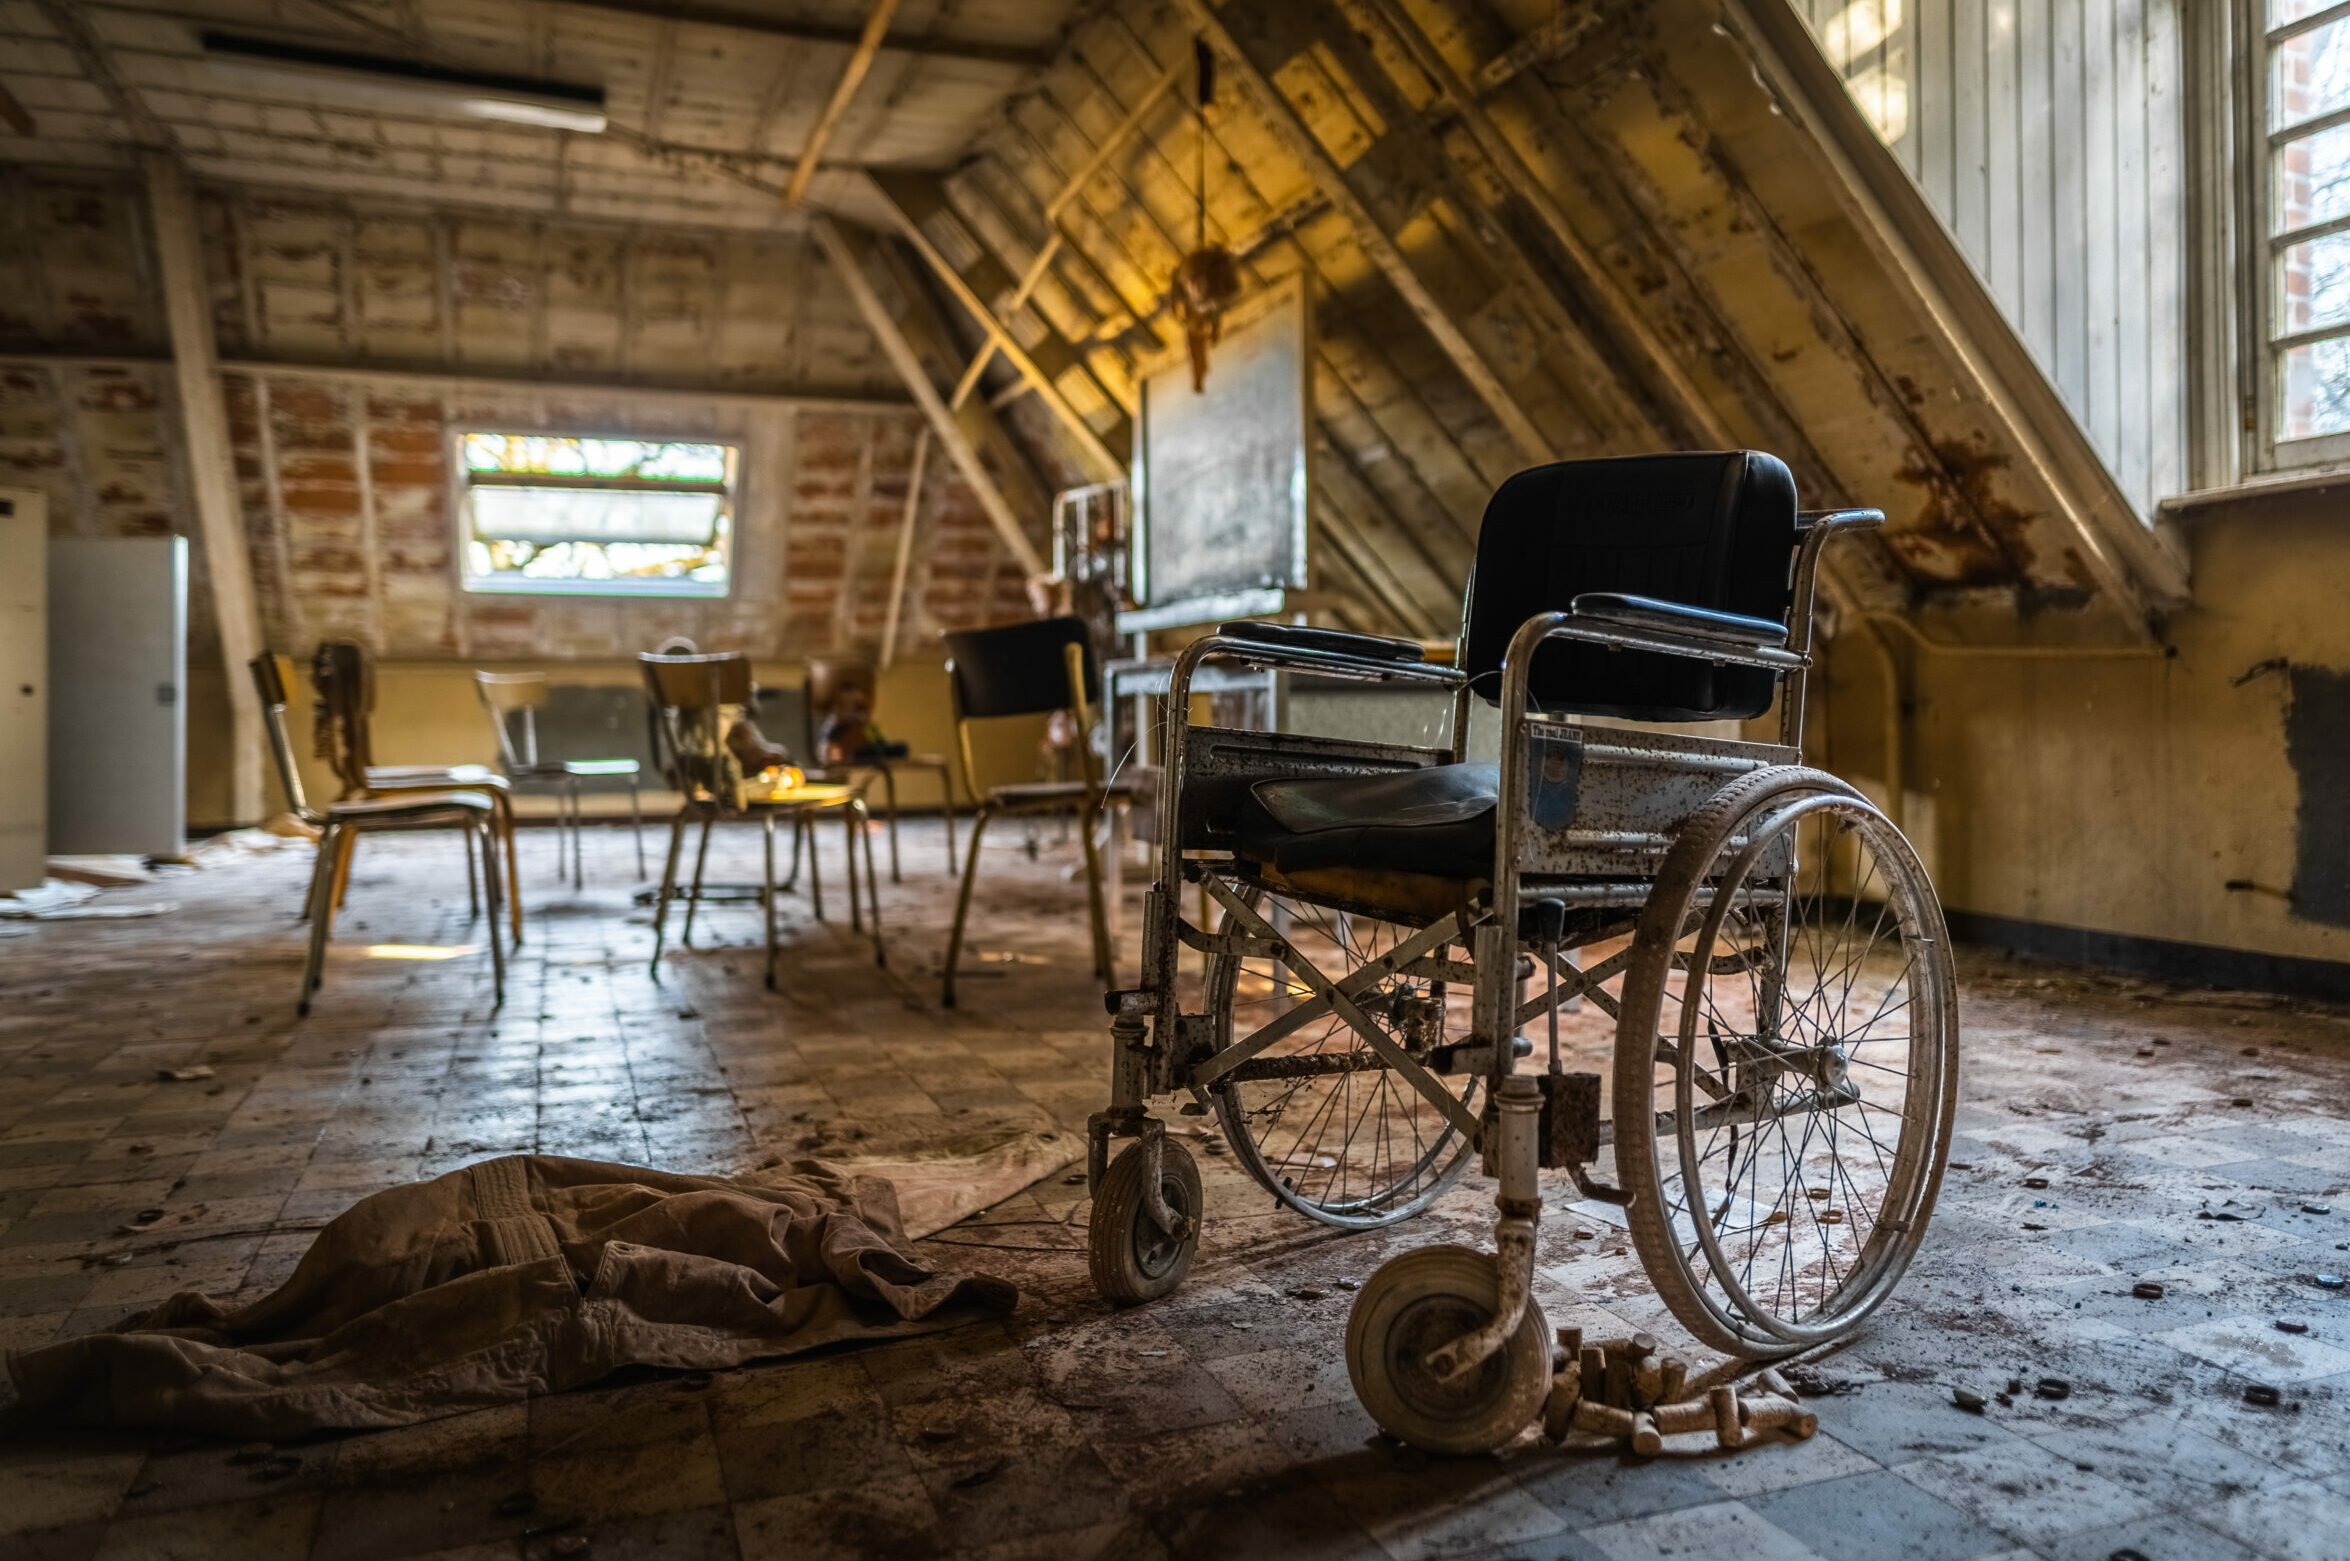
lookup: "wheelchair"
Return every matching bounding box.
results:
[1083,452,1958,1454]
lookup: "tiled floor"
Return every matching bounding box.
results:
[2,819,2346,1559]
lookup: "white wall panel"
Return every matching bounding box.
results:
[1793,0,2189,516]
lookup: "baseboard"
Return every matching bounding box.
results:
[1945,908,2350,1002]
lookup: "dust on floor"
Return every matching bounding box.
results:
[0,821,2344,1560]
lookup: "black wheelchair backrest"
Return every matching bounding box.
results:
[944,615,1100,720]
[1460,450,1799,723]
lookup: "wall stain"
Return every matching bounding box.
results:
[2287,666,2350,928]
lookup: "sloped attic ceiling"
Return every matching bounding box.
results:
[879,0,2193,640]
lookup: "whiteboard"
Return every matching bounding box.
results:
[1130,280,1309,625]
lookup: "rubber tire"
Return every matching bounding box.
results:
[1346,1244,1552,1455]
[1612,765,1956,1356]
[1088,1137,1203,1306]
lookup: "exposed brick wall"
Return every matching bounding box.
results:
[5,168,1045,670]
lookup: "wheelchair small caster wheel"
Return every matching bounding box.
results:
[1088,1137,1201,1305]
[1346,1245,1551,1455]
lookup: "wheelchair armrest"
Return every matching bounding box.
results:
[1567,593,1791,651]
[1218,620,1428,664]
[1797,507,1886,533]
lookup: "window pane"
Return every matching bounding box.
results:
[2278,230,2350,336]
[2278,334,2350,439]
[2274,0,2340,28]
[470,487,721,545]
[2273,120,2350,233]
[2274,15,2350,132]
[461,433,730,483]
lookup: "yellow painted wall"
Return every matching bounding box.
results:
[190,655,1052,830]
[1814,488,2350,965]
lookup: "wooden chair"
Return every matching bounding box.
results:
[250,653,505,1015]
[310,641,524,945]
[802,658,958,881]
[939,616,1144,1007]
[641,651,884,987]
[474,671,647,887]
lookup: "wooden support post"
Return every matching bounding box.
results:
[865,171,1128,483]
[144,150,267,825]
[781,0,902,210]
[813,215,1047,577]
[879,427,930,668]
[1175,0,1553,465]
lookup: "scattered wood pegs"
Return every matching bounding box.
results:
[1571,1399,1639,1438]
[1630,1411,1664,1456]
[1709,1385,1743,1449]
[1739,1391,1819,1441]
[1543,1361,1582,1441]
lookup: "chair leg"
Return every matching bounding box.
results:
[299,823,343,1015]
[681,810,715,947]
[859,799,885,967]
[782,809,805,891]
[568,775,584,891]
[942,803,994,1008]
[649,806,690,975]
[807,810,825,922]
[881,765,901,884]
[763,811,779,992]
[935,760,956,874]
[463,816,480,917]
[855,804,874,926]
[630,777,646,879]
[1077,796,1114,987]
[495,793,523,946]
[330,824,358,911]
[478,818,506,1005]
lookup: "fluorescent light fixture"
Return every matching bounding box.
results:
[363,943,479,960]
[201,32,606,134]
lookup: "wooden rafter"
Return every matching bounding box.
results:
[879,428,931,668]
[782,0,902,210]
[1174,0,1554,466]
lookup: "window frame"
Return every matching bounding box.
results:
[451,427,742,600]
[2248,0,2350,470]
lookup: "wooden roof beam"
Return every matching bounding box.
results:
[1175,0,1554,465]
[782,0,901,210]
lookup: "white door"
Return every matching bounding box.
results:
[0,489,45,891]
[48,536,186,856]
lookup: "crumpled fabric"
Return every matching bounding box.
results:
[5,1155,1016,1438]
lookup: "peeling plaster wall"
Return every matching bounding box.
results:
[1817,490,2350,972]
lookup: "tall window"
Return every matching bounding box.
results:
[2263,1,2350,462]
[458,432,737,597]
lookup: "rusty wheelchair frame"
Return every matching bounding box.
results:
[1083,453,1958,1454]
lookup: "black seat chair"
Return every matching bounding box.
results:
[940,616,1147,1006]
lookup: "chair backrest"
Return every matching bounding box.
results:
[309,640,375,793]
[638,651,753,798]
[942,616,1098,721]
[475,671,547,770]
[248,652,313,820]
[804,658,877,750]
[1459,451,1799,722]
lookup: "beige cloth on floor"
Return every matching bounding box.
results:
[5,1156,1017,1438]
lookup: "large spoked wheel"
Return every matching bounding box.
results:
[1089,1137,1203,1305]
[1614,766,1958,1356]
[1200,882,1481,1229]
[1347,1245,1552,1455]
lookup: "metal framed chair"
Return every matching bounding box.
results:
[473,670,647,888]
[939,616,1146,1007]
[309,641,525,947]
[641,650,884,986]
[801,658,958,881]
[250,653,505,1016]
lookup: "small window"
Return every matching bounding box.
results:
[2261,0,2350,464]
[458,432,737,597]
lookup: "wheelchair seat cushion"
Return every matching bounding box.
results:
[1236,762,1508,879]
